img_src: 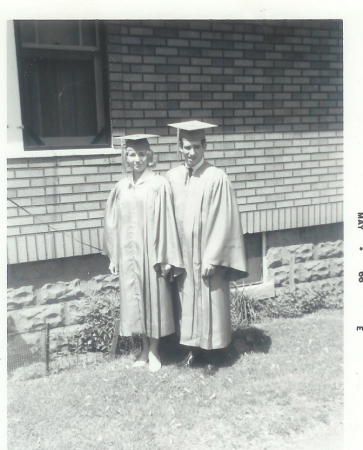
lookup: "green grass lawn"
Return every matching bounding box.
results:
[8,309,343,450]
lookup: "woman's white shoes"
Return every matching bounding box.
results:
[132,359,148,368]
[148,350,161,372]
[132,350,161,372]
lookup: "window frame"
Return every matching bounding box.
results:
[244,232,263,284]
[236,231,266,286]
[13,20,112,152]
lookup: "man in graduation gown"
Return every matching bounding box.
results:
[165,121,248,373]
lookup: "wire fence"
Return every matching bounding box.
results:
[7,323,109,380]
[7,323,48,378]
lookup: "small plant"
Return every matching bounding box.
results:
[230,283,267,328]
[230,283,248,328]
[74,292,141,355]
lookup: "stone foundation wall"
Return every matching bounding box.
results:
[7,273,120,356]
[7,254,120,357]
[267,239,344,298]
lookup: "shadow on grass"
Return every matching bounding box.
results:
[156,326,272,369]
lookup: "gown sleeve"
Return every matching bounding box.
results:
[202,172,248,281]
[153,178,184,277]
[102,187,120,268]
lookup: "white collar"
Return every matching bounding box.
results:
[129,168,155,186]
[186,157,205,174]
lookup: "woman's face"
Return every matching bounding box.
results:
[126,148,149,173]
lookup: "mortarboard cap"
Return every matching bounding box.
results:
[168,120,218,159]
[123,133,159,141]
[123,133,159,149]
[121,134,159,173]
[168,120,218,132]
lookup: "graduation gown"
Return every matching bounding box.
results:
[103,169,183,338]
[165,161,248,350]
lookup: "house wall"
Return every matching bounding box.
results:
[108,20,343,134]
[7,154,120,264]
[7,19,343,264]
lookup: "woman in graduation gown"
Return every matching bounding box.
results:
[103,135,183,372]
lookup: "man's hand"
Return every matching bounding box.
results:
[202,263,216,277]
[154,263,172,277]
[109,261,119,275]
[161,263,172,277]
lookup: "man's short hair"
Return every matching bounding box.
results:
[179,137,206,147]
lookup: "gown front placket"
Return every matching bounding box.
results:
[182,167,206,346]
[127,177,146,333]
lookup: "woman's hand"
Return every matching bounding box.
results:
[109,261,119,275]
[202,263,216,277]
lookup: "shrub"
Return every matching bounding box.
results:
[72,283,343,354]
[267,285,344,319]
[230,283,343,324]
[74,292,141,355]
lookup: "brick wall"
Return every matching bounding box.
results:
[7,19,343,264]
[6,128,343,264]
[108,19,343,231]
[107,20,343,135]
[7,155,121,264]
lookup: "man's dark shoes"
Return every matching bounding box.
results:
[203,363,218,376]
[233,338,244,355]
[175,350,195,368]
[175,349,219,375]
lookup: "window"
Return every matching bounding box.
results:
[238,233,263,284]
[15,20,110,150]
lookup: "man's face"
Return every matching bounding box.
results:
[126,148,149,173]
[180,138,206,168]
